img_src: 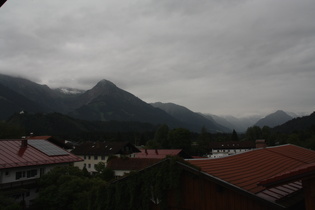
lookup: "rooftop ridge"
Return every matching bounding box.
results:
[265,144,312,164]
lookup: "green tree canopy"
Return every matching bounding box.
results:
[0,122,24,139]
[94,162,115,182]
[231,129,239,141]
[245,126,262,141]
[168,128,191,152]
[154,124,170,148]
[33,166,107,210]
[0,193,21,210]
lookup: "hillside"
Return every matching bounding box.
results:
[255,110,293,128]
[0,83,48,120]
[0,74,190,131]
[7,112,157,137]
[0,74,71,113]
[273,111,315,133]
[151,102,230,133]
[203,114,261,133]
[2,73,305,134]
[69,80,180,126]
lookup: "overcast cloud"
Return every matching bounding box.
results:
[1,0,314,117]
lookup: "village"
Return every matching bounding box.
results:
[1,134,315,210]
[1,1,315,208]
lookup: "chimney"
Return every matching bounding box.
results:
[21,138,28,148]
[256,139,266,149]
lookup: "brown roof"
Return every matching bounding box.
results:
[135,149,192,159]
[71,141,140,156]
[107,158,162,171]
[187,144,315,202]
[29,136,53,140]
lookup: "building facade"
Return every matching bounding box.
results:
[0,138,82,207]
[71,141,140,174]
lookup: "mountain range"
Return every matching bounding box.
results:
[273,111,315,133]
[151,102,229,132]
[0,73,309,133]
[202,114,262,132]
[254,110,293,128]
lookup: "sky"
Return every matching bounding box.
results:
[0,0,314,117]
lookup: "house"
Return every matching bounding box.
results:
[258,162,315,210]
[134,149,192,159]
[187,144,315,209]
[105,144,315,209]
[0,138,82,207]
[107,157,161,177]
[208,140,261,158]
[71,141,140,174]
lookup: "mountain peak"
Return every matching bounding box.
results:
[255,110,293,128]
[97,79,116,85]
[95,79,117,88]
[77,79,124,106]
[90,79,118,94]
[274,110,286,114]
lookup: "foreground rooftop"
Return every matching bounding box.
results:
[188,144,315,205]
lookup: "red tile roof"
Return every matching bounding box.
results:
[107,158,162,171]
[0,139,82,169]
[187,144,315,201]
[257,181,302,202]
[259,162,315,187]
[135,149,190,159]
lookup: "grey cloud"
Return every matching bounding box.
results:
[0,0,314,116]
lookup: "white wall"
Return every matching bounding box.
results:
[1,167,40,184]
[74,154,134,173]
[0,164,65,184]
[210,148,252,158]
[74,155,109,173]
[114,170,131,177]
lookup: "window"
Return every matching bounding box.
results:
[5,171,9,176]
[25,191,30,197]
[88,164,91,168]
[27,169,37,178]
[88,156,91,160]
[94,155,98,160]
[16,169,37,180]
[40,168,45,176]
[16,172,22,180]
[101,156,106,160]
[16,171,26,180]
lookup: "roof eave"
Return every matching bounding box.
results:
[1,158,83,170]
[177,161,286,210]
